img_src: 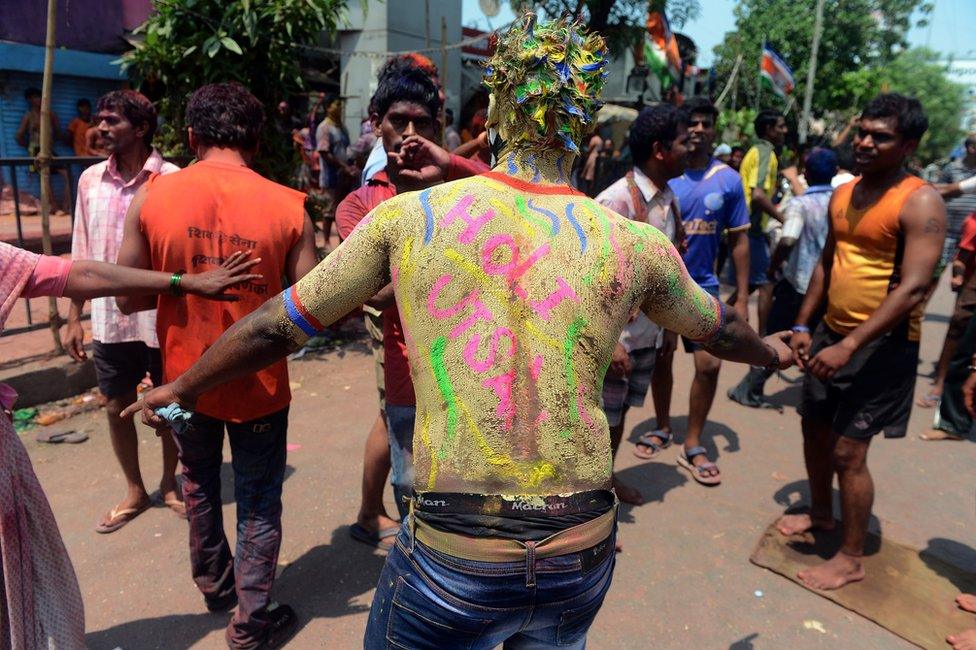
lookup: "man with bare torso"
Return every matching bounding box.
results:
[127,15,792,647]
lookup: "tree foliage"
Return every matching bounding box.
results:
[121,0,348,181]
[837,48,966,162]
[712,0,932,115]
[514,0,702,58]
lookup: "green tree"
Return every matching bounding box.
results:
[121,0,348,182]
[712,0,932,114]
[837,48,965,163]
[515,0,702,58]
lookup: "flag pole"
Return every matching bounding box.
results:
[756,39,764,115]
[798,0,825,143]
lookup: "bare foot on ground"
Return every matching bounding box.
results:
[956,594,976,613]
[948,629,976,650]
[612,474,644,505]
[776,512,835,536]
[357,512,400,533]
[797,552,865,590]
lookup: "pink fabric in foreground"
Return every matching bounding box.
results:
[0,241,39,333]
[21,255,72,300]
[0,241,86,648]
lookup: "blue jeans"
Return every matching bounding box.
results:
[173,407,288,649]
[364,522,615,649]
[385,405,415,519]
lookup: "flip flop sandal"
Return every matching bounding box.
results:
[349,523,400,551]
[162,498,188,519]
[633,429,673,459]
[920,429,964,441]
[35,430,89,444]
[95,501,151,534]
[677,446,722,486]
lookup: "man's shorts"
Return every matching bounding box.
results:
[682,285,722,353]
[363,308,386,410]
[747,232,771,287]
[799,322,919,440]
[725,232,770,289]
[601,347,657,427]
[766,279,807,334]
[92,340,162,399]
[939,233,960,274]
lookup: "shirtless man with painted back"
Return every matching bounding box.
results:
[128,15,792,647]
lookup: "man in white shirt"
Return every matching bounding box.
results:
[595,104,688,507]
[63,90,180,534]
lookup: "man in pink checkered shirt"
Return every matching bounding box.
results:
[63,90,180,534]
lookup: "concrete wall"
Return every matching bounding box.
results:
[338,1,462,138]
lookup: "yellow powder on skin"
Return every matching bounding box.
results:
[285,152,722,496]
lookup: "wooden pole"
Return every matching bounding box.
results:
[39,0,64,354]
[798,0,825,143]
[756,40,764,115]
[440,16,447,145]
[715,53,742,110]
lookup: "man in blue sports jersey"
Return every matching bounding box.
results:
[635,97,750,487]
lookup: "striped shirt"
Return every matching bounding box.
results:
[940,160,976,259]
[71,150,179,345]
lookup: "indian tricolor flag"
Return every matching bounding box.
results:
[645,11,682,87]
[760,44,795,98]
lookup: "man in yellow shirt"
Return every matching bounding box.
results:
[737,109,788,334]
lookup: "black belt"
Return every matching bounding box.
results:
[412,489,615,517]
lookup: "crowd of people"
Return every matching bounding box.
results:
[3,11,976,649]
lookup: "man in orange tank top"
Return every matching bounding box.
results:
[115,83,318,648]
[784,94,946,590]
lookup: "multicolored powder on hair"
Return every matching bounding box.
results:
[483,13,609,155]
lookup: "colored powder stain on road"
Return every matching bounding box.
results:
[430,336,459,456]
[515,195,551,234]
[565,203,587,253]
[563,316,587,425]
[421,189,435,244]
[507,152,518,175]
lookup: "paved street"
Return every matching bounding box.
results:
[24,277,973,649]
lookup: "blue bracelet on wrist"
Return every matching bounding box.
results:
[791,324,811,334]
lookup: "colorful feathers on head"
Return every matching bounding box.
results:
[483,13,609,155]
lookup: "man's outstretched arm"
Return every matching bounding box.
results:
[123,197,402,425]
[638,228,791,368]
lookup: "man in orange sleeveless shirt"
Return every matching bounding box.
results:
[116,83,318,648]
[784,94,946,590]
